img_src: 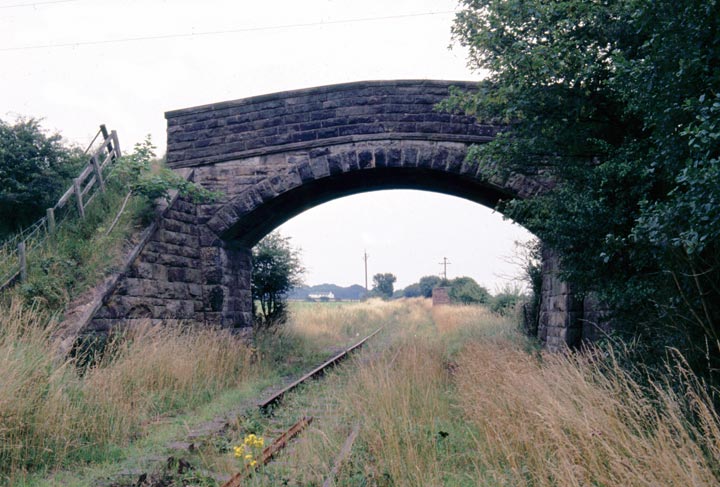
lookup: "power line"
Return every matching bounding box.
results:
[0,0,84,9]
[439,256,451,281]
[0,10,455,52]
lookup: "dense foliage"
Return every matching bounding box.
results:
[447,276,491,305]
[371,272,397,299]
[115,136,219,204]
[401,274,491,305]
[0,118,84,237]
[251,232,304,328]
[449,0,720,375]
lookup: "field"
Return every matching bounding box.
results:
[2,298,719,486]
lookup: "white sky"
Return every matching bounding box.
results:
[1,0,535,291]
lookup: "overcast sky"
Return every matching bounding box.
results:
[1,0,535,291]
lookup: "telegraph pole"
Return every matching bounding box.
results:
[439,257,451,281]
[363,250,369,291]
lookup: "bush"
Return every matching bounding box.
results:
[252,232,304,329]
[0,118,84,237]
[448,276,490,305]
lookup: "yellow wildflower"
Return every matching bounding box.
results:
[233,445,245,458]
[244,434,257,446]
[250,460,258,467]
[244,453,253,460]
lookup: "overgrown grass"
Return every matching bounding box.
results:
[454,342,720,485]
[0,298,258,485]
[202,299,720,487]
[2,178,148,314]
[4,288,720,485]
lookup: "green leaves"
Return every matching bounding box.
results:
[451,0,720,373]
[252,232,304,328]
[0,118,84,237]
[371,273,397,299]
[113,136,220,204]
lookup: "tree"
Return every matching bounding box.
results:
[402,282,423,298]
[449,0,720,374]
[251,232,304,329]
[448,276,490,305]
[418,275,443,298]
[490,284,526,316]
[0,118,84,237]
[371,273,396,299]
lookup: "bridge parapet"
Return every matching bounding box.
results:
[165,80,497,168]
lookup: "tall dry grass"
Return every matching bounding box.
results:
[288,298,431,340]
[454,341,720,486]
[0,298,256,484]
[339,340,453,485]
[265,300,720,486]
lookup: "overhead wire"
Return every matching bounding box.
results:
[0,0,84,9]
[0,10,455,52]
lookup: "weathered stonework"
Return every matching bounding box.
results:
[80,80,602,351]
[432,287,451,306]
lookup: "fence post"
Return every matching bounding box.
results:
[74,178,85,218]
[46,208,56,234]
[91,154,106,192]
[111,130,121,158]
[100,124,111,155]
[18,242,27,283]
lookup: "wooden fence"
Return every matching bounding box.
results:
[0,125,121,292]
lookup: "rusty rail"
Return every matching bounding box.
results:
[222,329,380,485]
[258,327,382,413]
[221,416,314,487]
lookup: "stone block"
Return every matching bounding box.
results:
[417,147,434,168]
[386,147,402,167]
[373,147,387,168]
[296,162,314,182]
[310,156,330,179]
[401,146,419,167]
[431,148,449,170]
[357,149,373,169]
[162,218,196,235]
[327,153,345,175]
[159,229,198,248]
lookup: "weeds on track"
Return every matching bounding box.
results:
[206,299,720,487]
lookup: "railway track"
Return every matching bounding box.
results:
[106,328,383,486]
[259,327,382,412]
[221,327,383,486]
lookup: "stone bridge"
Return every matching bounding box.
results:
[86,80,600,351]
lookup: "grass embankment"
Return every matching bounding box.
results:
[0,177,240,483]
[191,299,720,487]
[0,183,146,313]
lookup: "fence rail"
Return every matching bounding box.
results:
[0,125,121,293]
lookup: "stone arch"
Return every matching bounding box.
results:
[206,141,517,247]
[85,80,586,352]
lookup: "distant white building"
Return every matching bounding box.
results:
[308,291,335,301]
